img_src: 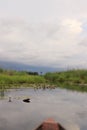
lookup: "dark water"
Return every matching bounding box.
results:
[0,88,87,130]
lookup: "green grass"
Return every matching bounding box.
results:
[0,75,45,87]
[0,69,46,90]
[1,68,87,92]
[44,69,87,92]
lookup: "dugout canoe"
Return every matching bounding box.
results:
[34,118,66,130]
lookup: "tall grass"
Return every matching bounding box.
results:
[0,75,45,87]
[0,69,46,90]
[44,69,87,92]
[1,68,87,92]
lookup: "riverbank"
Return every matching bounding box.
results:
[45,69,87,92]
[0,68,87,92]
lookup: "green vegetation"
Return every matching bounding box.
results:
[0,68,87,92]
[44,69,87,92]
[0,69,46,90]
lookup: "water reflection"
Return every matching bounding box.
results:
[0,88,87,130]
[0,90,5,99]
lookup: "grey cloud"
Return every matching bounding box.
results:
[0,0,87,22]
[79,39,87,46]
[0,0,86,69]
[0,18,86,68]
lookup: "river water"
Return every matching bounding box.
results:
[0,88,87,130]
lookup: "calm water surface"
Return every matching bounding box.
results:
[0,88,87,130]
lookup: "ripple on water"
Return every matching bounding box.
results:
[0,88,87,130]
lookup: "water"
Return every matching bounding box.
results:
[0,88,87,130]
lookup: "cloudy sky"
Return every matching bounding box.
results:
[0,0,87,69]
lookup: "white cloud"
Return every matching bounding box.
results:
[0,0,87,69]
[0,18,84,68]
[62,19,82,34]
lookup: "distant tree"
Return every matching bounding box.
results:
[26,71,38,75]
[0,68,4,73]
[33,72,39,75]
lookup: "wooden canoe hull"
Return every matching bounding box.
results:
[34,118,66,130]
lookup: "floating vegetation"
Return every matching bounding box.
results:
[0,68,87,92]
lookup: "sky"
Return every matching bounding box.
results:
[0,0,87,69]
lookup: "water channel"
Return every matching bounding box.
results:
[0,88,87,130]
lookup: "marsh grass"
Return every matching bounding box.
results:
[0,68,87,92]
[0,70,46,90]
[44,69,87,92]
